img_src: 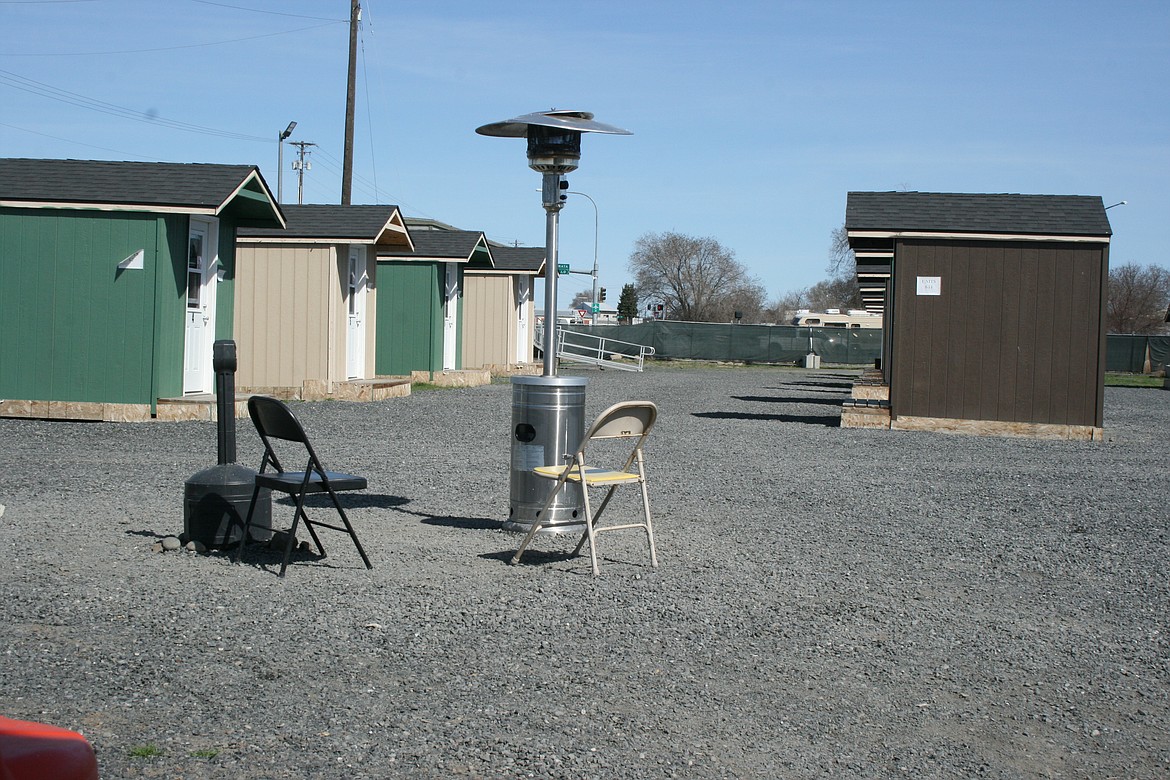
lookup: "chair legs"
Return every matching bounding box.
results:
[509,475,567,566]
[235,485,372,578]
[233,484,263,565]
[511,465,658,576]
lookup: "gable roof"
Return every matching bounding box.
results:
[845,192,1112,239]
[378,229,493,265]
[479,245,545,275]
[237,204,412,249]
[0,158,284,228]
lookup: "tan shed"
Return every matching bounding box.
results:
[463,244,545,370]
[235,204,412,399]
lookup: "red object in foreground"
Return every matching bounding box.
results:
[0,716,99,780]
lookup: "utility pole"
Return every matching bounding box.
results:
[290,140,316,205]
[342,0,360,205]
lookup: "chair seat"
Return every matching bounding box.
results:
[513,400,659,576]
[534,464,641,485]
[256,471,368,493]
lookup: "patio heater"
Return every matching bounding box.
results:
[476,110,630,532]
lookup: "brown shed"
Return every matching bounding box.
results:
[845,192,1112,440]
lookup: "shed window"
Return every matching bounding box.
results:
[187,235,203,309]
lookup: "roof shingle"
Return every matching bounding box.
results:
[0,158,268,210]
[845,192,1112,237]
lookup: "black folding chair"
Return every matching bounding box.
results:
[235,395,373,577]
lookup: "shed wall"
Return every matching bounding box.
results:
[234,244,336,390]
[889,239,1106,428]
[375,261,443,375]
[462,273,515,368]
[0,208,189,405]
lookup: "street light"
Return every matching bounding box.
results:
[277,121,296,205]
[477,109,630,533]
[565,191,599,322]
[1105,200,1127,210]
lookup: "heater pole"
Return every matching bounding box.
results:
[541,172,563,376]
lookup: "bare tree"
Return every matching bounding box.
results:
[1108,262,1170,334]
[828,225,855,278]
[763,288,809,324]
[768,226,861,319]
[567,288,593,310]
[629,232,764,322]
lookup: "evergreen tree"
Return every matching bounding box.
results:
[617,283,639,323]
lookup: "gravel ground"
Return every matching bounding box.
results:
[1,365,1168,779]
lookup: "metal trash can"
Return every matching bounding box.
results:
[506,375,586,533]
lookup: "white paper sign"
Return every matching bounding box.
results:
[916,276,941,296]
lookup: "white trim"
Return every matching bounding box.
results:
[377,255,475,264]
[463,268,541,276]
[847,229,1109,244]
[238,236,381,245]
[1,200,219,215]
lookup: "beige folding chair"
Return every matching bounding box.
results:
[511,401,659,576]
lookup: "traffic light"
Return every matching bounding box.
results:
[599,287,607,302]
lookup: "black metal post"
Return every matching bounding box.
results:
[212,340,237,465]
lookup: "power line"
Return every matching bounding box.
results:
[1,21,341,57]
[0,68,269,142]
[188,1,345,22]
[0,121,159,160]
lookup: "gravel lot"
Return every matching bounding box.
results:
[1,365,1168,779]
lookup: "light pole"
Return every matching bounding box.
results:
[477,109,630,532]
[277,121,296,205]
[566,191,599,322]
[1105,200,1127,210]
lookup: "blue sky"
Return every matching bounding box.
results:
[2,0,1166,309]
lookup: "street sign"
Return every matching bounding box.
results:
[591,303,600,313]
[557,263,569,275]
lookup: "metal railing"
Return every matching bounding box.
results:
[555,327,655,371]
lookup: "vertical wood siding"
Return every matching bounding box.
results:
[890,239,1106,427]
[0,209,175,404]
[234,244,335,389]
[375,261,442,375]
[462,274,515,368]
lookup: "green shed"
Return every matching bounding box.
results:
[375,229,493,377]
[0,158,283,421]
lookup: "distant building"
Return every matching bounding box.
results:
[790,309,883,328]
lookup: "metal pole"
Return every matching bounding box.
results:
[566,191,598,321]
[277,133,284,205]
[541,172,564,377]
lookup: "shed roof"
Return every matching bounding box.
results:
[237,204,412,248]
[845,192,1112,238]
[481,245,545,275]
[378,229,493,266]
[0,158,284,228]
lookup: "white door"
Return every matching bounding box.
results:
[515,276,531,363]
[346,246,367,379]
[442,263,458,370]
[183,219,217,394]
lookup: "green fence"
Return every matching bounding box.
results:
[1108,334,1170,373]
[564,322,883,365]
[566,324,1169,371]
